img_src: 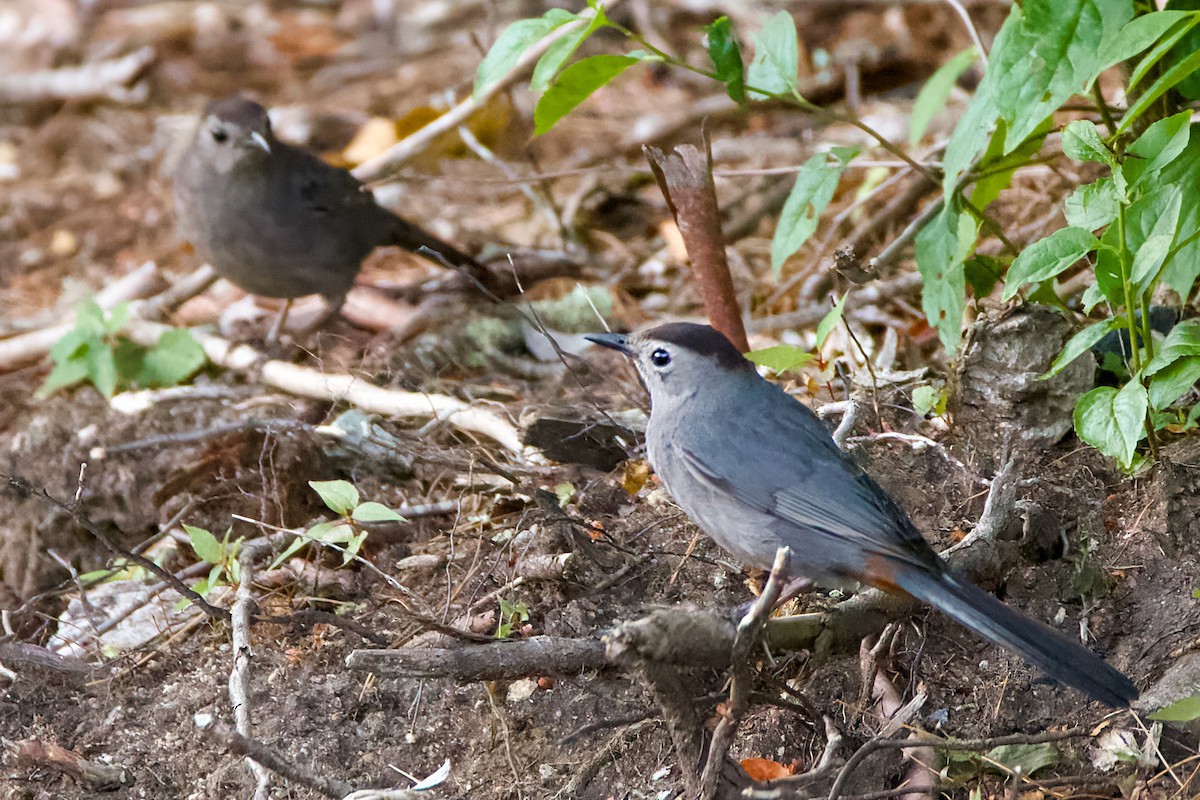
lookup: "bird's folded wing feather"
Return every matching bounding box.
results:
[677,404,936,570]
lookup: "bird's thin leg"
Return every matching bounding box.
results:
[266,299,293,345]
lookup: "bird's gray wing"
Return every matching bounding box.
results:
[675,395,938,573]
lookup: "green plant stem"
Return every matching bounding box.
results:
[1115,204,1142,376]
[1091,84,1118,137]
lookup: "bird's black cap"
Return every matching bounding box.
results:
[204,95,271,133]
[648,322,750,371]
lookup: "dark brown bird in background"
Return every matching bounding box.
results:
[172,96,486,338]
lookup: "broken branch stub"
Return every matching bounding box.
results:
[644,143,749,352]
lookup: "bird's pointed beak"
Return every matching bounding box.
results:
[249,131,271,153]
[585,332,632,355]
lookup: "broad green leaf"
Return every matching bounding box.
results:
[992,0,1131,151]
[941,75,998,193]
[351,502,405,523]
[909,48,977,145]
[308,520,353,544]
[915,200,976,351]
[86,346,118,398]
[1097,11,1194,75]
[704,17,745,103]
[1130,233,1174,288]
[971,118,1052,212]
[1128,111,1193,176]
[1167,4,1200,99]
[1118,44,1200,135]
[530,6,611,92]
[342,530,369,565]
[1129,11,1200,89]
[1149,356,1200,409]
[745,345,812,374]
[1143,320,1200,374]
[815,293,848,348]
[309,479,359,515]
[911,385,944,417]
[1042,318,1121,378]
[964,254,1003,299]
[38,354,90,397]
[184,524,223,565]
[534,55,640,135]
[1094,184,1183,304]
[140,328,206,387]
[268,536,309,570]
[1150,134,1200,297]
[1063,177,1119,231]
[771,148,857,273]
[1062,120,1114,166]
[1149,694,1200,722]
[474,9,578,98]
[1003,227,1098,299]
[103,302,130,335]
[747,10,800,98]
[75,298,107,337]
[985,742,1059,776]
[1074,381,1148,468]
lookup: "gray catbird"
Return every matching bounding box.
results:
[173,96,486,334]
[587,322,1137,707]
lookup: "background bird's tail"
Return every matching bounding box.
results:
[893,566,1137,707]
[386,216,493,287]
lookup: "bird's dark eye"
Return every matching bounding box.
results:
[650,348,671,367]
[210,127,229,143]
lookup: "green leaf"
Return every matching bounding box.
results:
[1167,6,1200,99]
[268,535,309,571]
[103,302,130,336]
[1003,227,1099,300]
[1149,693,1200,722]
[745,345,812,375]
[309,480,359,515]
[1062,120,1114,166]
[533,55,640,135]
[964,255,1003,299]
[984,743,1059,776]
[1149,356,1200,409]
[86,346,118,398]
[1042,319,1120,378]
[38,354,90,397]
[554,482,576,507]
[991,0,1131,149]
[1118,43,1200,135]
[307,520,353,544]
[474,9,578,98]
[529,7,611,92]
[183,524,223,564]
[747,10,800,98]
[75,298,107,337]
[1097,11,1194,75]
[704,17,745,103]
[1129,233,1174,288]
[916,200,976,351]
[342,530,369,565]
[1143,320,1200,374]
[351,502,405,523]
[1074,381,1148,469]
[1129,12,1200,90]
[910,48,977,145]
[971,117,1052,212]
[139,328,206,387]
[814,294,848,348]
[911,385,944,417]
[771,148,857,273]
[1128,110,1193,177]
[1149,134,1200,297]
[1063,177,1119,231]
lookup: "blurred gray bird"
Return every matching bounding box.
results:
[587,322,1137,707]
[173,95,485,337]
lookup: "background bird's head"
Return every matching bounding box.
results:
[586,322,752,408]
[193,96,274,173]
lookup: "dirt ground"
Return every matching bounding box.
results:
[1,2,1198,799]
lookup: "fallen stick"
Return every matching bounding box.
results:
[117,319,523,453]
[0,47,154,104]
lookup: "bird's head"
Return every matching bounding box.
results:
[194,95,274,172]
[586,322,752,406]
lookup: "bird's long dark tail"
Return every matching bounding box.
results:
[893,566,1137,707]
[387,216,494,288]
